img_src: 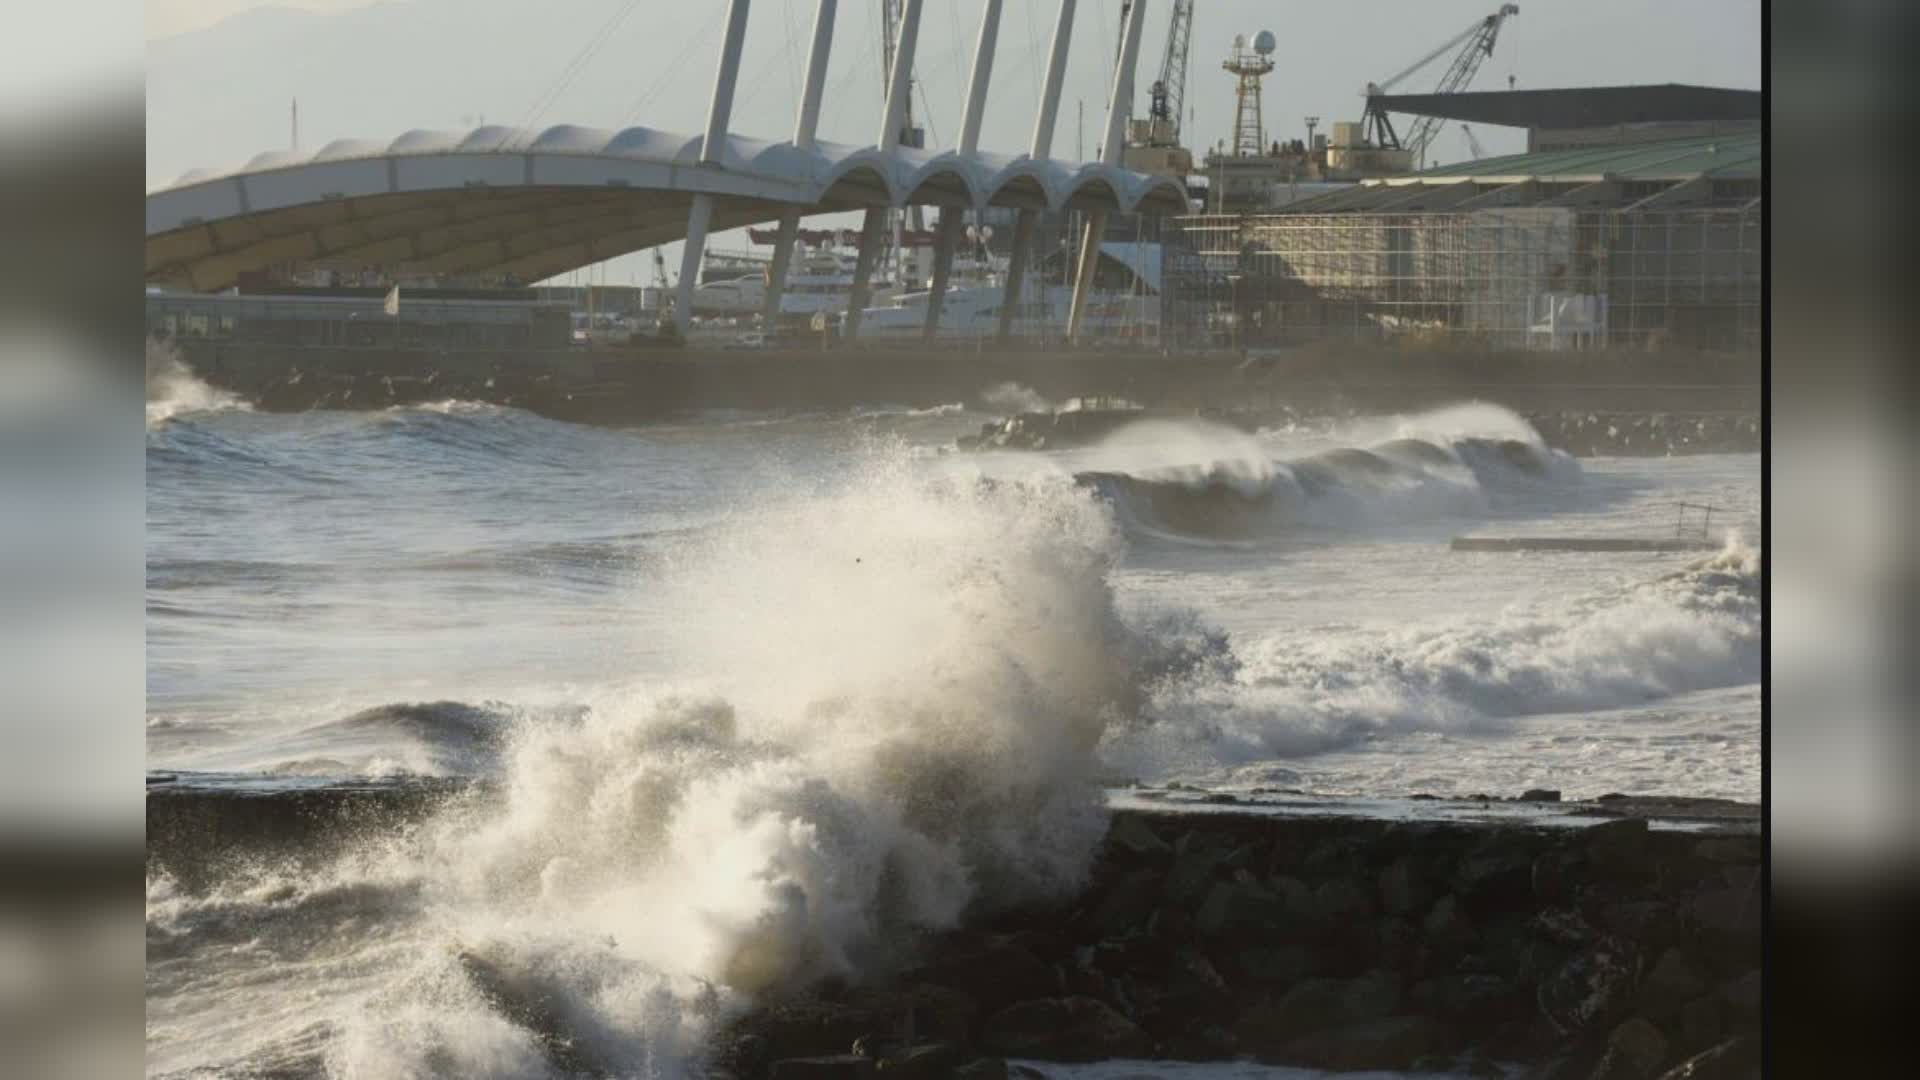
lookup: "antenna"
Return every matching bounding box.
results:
[1223,31,1277,157]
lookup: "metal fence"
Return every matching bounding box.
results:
[1162,205,1762,351]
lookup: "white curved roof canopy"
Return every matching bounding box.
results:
[146,124,1190,290]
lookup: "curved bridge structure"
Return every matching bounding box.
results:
[144,126,1185,291]
[146,0,1180,343]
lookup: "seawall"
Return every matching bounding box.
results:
[146,778,1761,1078]
[176,340,1760,426]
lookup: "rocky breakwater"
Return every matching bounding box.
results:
[719,804,1760,1080]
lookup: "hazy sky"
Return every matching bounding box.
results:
[146,0,1760,281]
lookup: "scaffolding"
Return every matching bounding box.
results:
[1162,203,1762,352]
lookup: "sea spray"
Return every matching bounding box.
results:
[146,337,246,427]
[979,381,1054,415]
[329,447,1196,1076]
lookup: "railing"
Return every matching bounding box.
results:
[1674,501,1719,541]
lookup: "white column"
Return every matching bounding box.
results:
[997,0,1076,343]
[922,208,965,340]
[676,0,753,338]
[762,0,838,332]
[924,0,1002,340]
[1068,0,1147,344]
[842,208,889,340]
[845,0,923,342]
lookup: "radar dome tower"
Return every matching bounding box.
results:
[1224,30,1276,157]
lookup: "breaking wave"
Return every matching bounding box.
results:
[1107,536,1762,770]
[1079,426,1579,541]
[151,447,1225,1077]
[146,338,248,427]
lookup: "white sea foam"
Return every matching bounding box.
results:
[146,338,247,427]
[980,381,1055,414]
[1105,535,1762,775]
[320,447,1185,1076]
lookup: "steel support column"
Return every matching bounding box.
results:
[844,0,922,343]
[1067,0,1147,343]
[762,0,838,331]
[842,207,889,340]
[997,0,1076,343]
[922,208,965,340]
[923,0,1001,341]
[676,0,753,337]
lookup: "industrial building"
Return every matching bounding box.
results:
[1162,84,1760,354]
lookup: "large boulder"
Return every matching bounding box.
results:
[770,1055,877,1079]
[979,997,1151,1062]
[1087,868,1162,940]
[1591,1017,1670,1080]
[1380,856,1436,916]
[1195,880,1288,939]
[1105,815,1170,859]
[911,937,1055,1017]
[1585,818,1653,876]
[1276,1015,1450,1072]
[1538,938,1641,1035]
[1637,948,1710,1020]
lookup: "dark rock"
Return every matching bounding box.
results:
[1105,816,1169,859]
[953,1060,1008,1080]
[1585,818,1652,875]
[1235,944,1313,986]
[771,1055,877,1080]
[722,995,888,1070]
[1375,917,1421,969]
[1717,970,1759,1024]
[1165,845,1227,904]
[1315,876,1375,922]
[978,997,1151,1062]
[1539,939,1641,1035]
[1651,1035,1756,1079]
[1591,1017,1670,1080]
[1411,973,1521,1027]
[1690,837,1759,865]
[1638,948,1710,1020]
[1152,945,1234,1025]
[1422,894,1473,955]
[1533,845,1588,904]
[1276,1015,1450,1072]
[1521,789,1563,803]
[1162,1023,1239,1061]
[1380,856,1435,916]
[842,985,979,1051]
[1690,880,1759,940]
[1195,880,1287,939]
[1088,869,1161,939]
[872,1043,959,1079]
[914,938,1054,1015]
[1263,971,1402,1038]
[1679,996,1722,1054]
[1600,900,1680,950]
[1268,875,1316,922]
[1454,848,1535,912]
[1532,906,1599,946]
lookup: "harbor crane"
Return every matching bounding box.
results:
[1118,0,1194,175]
[1117,0,1193,146]
[1460,122,1488,160]
[1362,4,1519,167]
[1152,0,1194,145]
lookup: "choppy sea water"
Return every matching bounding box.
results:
[145,383,1759,1078]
